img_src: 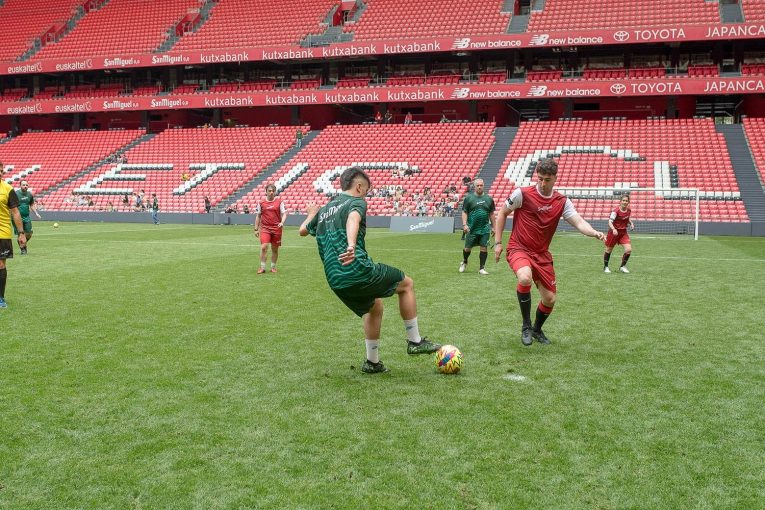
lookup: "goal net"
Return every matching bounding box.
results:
[557,187,700,240]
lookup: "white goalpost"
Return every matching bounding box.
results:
[556,187,700,240]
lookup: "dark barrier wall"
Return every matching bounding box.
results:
[36,211,762,236]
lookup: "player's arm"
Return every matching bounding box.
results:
[608,218,617,235]
[298,203,319,237]
[493,206,511,262]
[31,196,41,219]
[338,210,362,266]
[253,205,261,232]
[566,213,606,241]
[278,202,288,228]
[461,208,469,233]
[629,219,635,231]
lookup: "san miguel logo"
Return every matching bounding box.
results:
[103,57,141,67]
[103,100,139,110]
[151,54,190,65]
[150,98,189,108]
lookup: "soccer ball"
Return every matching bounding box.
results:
[53,223,59,228]
[435,345,463,374]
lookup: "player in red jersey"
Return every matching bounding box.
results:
[493,158,606,346]
[603,194,635,274]
[254,184,288,274]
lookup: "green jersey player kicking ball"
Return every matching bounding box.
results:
[300,167,441,373]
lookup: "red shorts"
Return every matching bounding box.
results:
[260,229,282,246]
[605,230,630,248]
[507,248,556,293]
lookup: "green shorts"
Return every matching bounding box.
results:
[332,263,406,317]
[12,218,33,235]
[465,231,490,249]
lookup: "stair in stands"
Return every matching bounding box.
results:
[474,127,517,192]
[719,1,744,23]
[156,0,217,53]
[39,133,156,197]
[506,14,529,33]
[216,130,319,210]
[717,124,765,221]
[17,1,97,61]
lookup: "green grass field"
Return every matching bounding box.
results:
[1,222,763,510]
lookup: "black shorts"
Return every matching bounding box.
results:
[332,263,405,317]
[0,239,13,260]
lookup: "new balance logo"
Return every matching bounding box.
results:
[537,205,553,213]
[451,87,470,99]
[529,34,549,46]
[452,37,471,50]
[527,85,548,97]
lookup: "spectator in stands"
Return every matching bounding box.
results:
[298,167,441,373]
[151,194,159,225]
[295,128,304,148]
[0,162,27,309]
[384,111,393,124]
[204,196,211,213]
[133,192,142,211]
[375,111,382,124]
[440,114,448,123]
[225,204,238,214]
[122,193,129,207]
[404,111,412,125]
[107,201,115,212]
[181,172,190,182]
[243,204,250,215]
[78,195,88,207]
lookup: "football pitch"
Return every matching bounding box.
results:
[1,222,763,509]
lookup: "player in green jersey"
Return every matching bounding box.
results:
[299,167,441,374]
[13,181,41,254]
[459,178,496,275]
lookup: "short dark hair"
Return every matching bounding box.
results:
[340,166,372,191]
[536,158,558,176]
[265,184,276,192]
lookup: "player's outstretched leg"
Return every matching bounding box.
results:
[395,276,441,354]
[361,298,389,373]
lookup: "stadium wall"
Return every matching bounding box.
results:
[34,211,763,236]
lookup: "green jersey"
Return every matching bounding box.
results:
[16,189,34,219]
[307,193,376,289]
[462,192,495,235]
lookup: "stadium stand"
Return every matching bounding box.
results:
[478,72,507,84]
[742,0,765,22]
[687,65,719,77]
[743,117,765,187]
[0,88,29,102]
[489,119,748,223]
[348,0,509,40]
[0,0,83,61]
[171,0,336,51]
[741,63,765,76]
[336,76,372,88]
[0,130,144,194]
[34,0,201,59]
[528,0,720,31]
[43,126,305,213]
[234,122,496,216]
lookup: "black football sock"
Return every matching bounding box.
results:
[462,249,471,264]
[604,252,611,268]
[621,252,631,267]
[0,268,6,299]
[516,284,532,326]
[534,303,553,332]
[479,251,488,269]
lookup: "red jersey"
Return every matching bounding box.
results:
[256,198,286,233]
[610,206,631,231]
[505,185,576,253]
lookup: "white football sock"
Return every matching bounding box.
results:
[271,262,276,269]
[365,339,379,363]
[260,261,266,269]
[404,318,421,343]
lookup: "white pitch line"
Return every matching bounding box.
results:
[503,374,529,382]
